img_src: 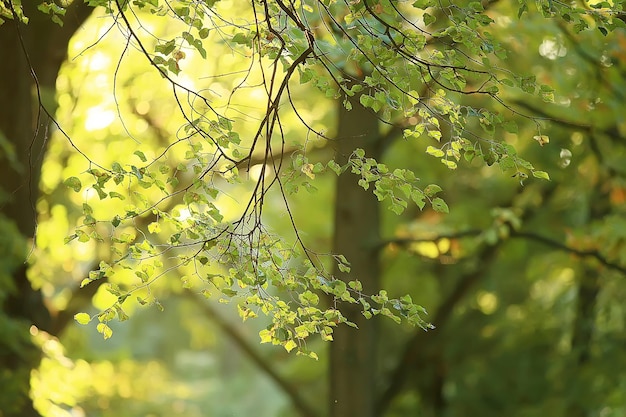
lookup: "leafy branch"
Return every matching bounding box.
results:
[182,290,319,417]
[51,0,621,353]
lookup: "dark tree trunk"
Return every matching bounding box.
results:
[329,94,382,417]
[564,265,600,417]
[0,2,93,415]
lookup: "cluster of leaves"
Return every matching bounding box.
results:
[62,136,432,353]
[18,0,622,354]
[347,148,449,214]
[291,150,447,214]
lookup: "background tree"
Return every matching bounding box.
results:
[1,1,625,417]
[0,1,93,415]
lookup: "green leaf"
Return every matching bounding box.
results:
[133,150,147,162]
[198,28,210,39]
[532,170,550,180]
[428,130,442,141]
[423,13,436,26]
[440,159,457,169]
[390,200,406,215]
[359,94,374,109]
[424,184,442,197]
[232,32,250,45]
[299,68,315,84]
[348,280,363,291]
[431,197,449,213]
[499,155,515,171]
[284,339,298,352]
[259,328,272,343]
[64,176,82,192]
[74,313,91,325]
[327,160,342,175]
[155,40,176,55]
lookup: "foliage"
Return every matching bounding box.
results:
[58,1,476,345]
[2,0,621,352]
[2,0,626,416]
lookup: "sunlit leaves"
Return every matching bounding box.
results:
[48,0,583,356]
[426,146,444,158]
[181,31,206,59]
[359,92,387,113]
[348,148,451,213]
[423,13,436,26]
[37,2,66,26]
[73,313,91,325]
[133,150,147,162]
[96,323,113,340]
[154,39,176,56]
[539,84,555,102]
[518,75,537,94]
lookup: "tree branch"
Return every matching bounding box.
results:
[557,21,626,101]
[376,223,626,412]
[376,243,500,415]
[378,229,483,250]
[378,228,626,276]
[509,230,626,275]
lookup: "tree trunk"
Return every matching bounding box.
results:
[329,94,382,417]
[0,2,93,415]
[564,265,600,417]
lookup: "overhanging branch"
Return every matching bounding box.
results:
[510,230,626,275]
[378,228,626,276]
[182,291,319,417]
[378,229,483,250]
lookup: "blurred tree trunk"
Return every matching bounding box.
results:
[0,2,93,416]
[564,263,600,417]
[329,93,382,417]
[566,176,607,417]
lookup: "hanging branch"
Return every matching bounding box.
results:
[181,291,319,417]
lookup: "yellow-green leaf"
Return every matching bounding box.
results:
[259,328,272,343]
[96,323,113,340]
[532,170,550,180]
[533,135,549,146]
[426,146,444,157]
[74,312,91,325]
[284,339,298,352]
